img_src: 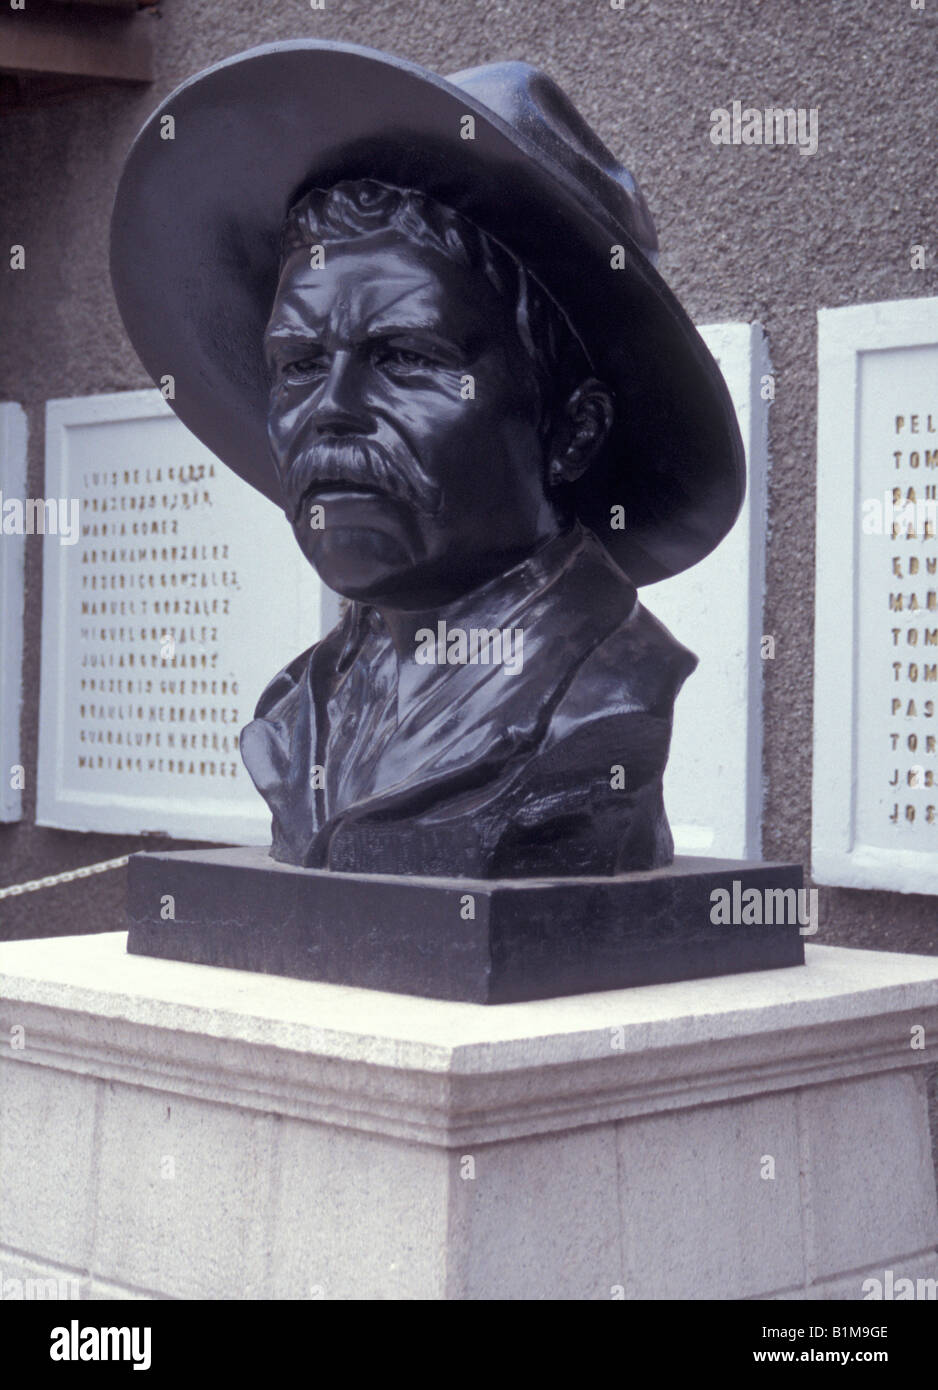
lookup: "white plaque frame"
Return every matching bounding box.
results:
[813,296,938,893]
[37,391,323,845]
[653,321,770,861]
[0,402,28,823]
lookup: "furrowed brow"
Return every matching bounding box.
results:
[363,321,466,354]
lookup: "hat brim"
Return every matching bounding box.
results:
[110,40,744,586]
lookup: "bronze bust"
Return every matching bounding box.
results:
[111,41,745,881]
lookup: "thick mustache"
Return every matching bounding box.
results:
[284,438,440,522]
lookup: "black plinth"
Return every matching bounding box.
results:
[126,847,805,1004]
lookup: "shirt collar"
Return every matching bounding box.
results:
[336,521,587,669]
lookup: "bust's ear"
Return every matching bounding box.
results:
[546,378,615,487]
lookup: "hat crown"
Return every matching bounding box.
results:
[448,60,659,266]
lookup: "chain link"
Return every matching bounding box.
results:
[0,856,129,901]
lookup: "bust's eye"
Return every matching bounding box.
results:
[284,352,329,380]
[374,345,434,373]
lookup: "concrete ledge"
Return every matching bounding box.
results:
[1,935,937,1298]
[0,934,935,1144]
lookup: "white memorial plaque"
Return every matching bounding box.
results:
[653,322,769,860]
[37,391,326,844]
[1,403,28,823]
[814,296,938,894]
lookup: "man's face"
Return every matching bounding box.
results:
[264,230,561,607]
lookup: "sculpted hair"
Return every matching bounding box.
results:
[280,179,592,413]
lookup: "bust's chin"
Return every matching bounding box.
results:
[295,519,420,605]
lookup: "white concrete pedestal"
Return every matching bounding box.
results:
[1,934,937,1300]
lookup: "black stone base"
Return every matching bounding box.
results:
[126,846,806,1004]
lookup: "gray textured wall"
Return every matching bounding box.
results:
[1,0,937,966]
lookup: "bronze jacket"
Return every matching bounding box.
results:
[239,523,696,878]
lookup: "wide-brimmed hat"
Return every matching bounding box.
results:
[110,40,744,586]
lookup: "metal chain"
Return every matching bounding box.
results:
[0,855,129,900]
